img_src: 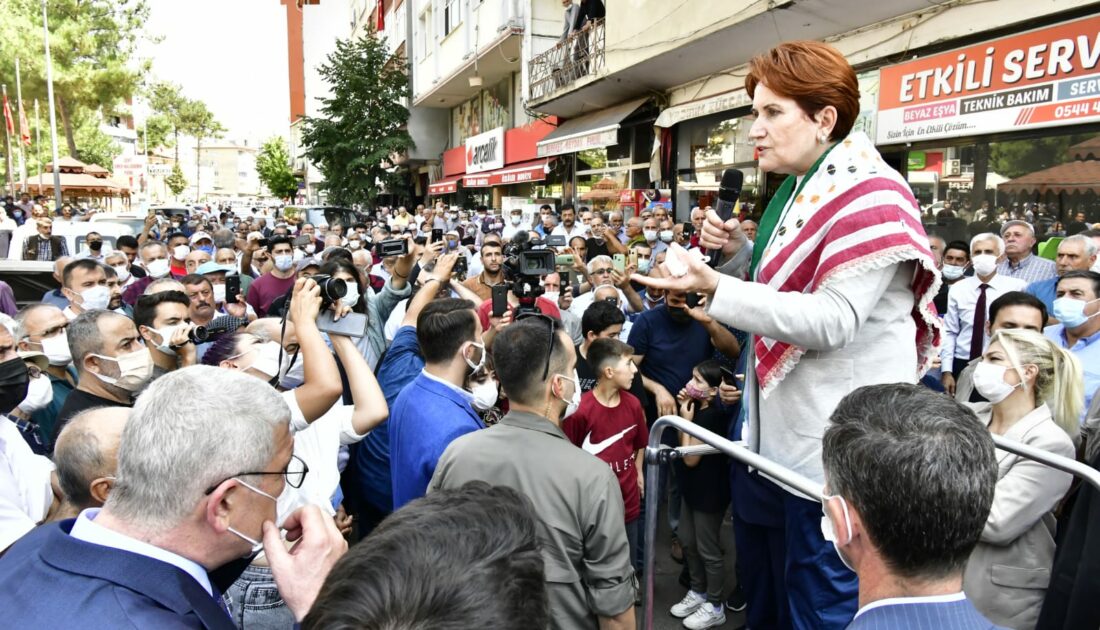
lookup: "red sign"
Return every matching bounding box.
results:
[462,159,549,188]
[428,178,458,195]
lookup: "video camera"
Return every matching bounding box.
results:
[502,231,556,316]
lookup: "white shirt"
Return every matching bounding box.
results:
[501,222,532,242]
[854,592,966,619]
[69,508,213,596]
[941,274,1027,372]
[282,391,369,517]
[0,417,55,551]
[569,286,633,318]
[551,223,589,241]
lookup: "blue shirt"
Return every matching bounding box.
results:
[1025,276,1057,318]
[40,288,69,310]
[627,305,715,396]
[389,370,483,510]
[1045,323,1100,424]
[355,325,423,512]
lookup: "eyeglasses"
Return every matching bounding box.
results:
[516,311,561,380]
[591,267,613,276]
[204,454,309,495]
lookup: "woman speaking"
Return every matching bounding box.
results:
[637,41,941,628]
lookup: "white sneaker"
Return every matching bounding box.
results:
[670,590,707,618]
[683,602,726,629]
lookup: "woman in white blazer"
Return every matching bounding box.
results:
[963,328,1082,629]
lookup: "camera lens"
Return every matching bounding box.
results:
[188,326,209,344]
[316,275,347,303]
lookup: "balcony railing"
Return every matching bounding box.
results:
[529,18,605,102]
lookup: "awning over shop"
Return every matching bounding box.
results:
[536,98,648,158]
[654,90,752,128]
[462,159,552,188]
[998,160,1100,195]
[428,175,462,195]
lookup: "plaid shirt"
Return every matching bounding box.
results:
[32,235,69,261]
[996,254,1056,285]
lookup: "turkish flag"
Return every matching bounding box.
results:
[376,0,385,31]
[18,101,30,146]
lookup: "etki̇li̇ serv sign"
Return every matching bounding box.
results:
[877,15,1100,145]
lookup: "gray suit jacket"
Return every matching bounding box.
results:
[963,402,1075,630]
[707,261,919,491]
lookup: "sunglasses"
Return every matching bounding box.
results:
[515,311,561,380]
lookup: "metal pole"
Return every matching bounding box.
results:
[991,433,1100,491]
[2,85,15,199]
[642,415,823,629]
[34,99,42,196]
[14,59,27,193]
[42,0,63,211]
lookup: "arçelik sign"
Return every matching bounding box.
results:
[877,15,1100,144]
[465,127,504,174]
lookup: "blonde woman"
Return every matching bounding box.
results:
[963,328,1082,629]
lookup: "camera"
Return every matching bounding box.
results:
[502,232,556,316]
[376,238,409,257]
[188,325,209,344]
[453,255,468,279]
[309,274,348,310]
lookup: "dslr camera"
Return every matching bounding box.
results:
[502,232,556,315]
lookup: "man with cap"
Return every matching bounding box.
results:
[189,230,215,256]
[264,258,321,319]
[997,220,1056,284]
[193,261,253,323]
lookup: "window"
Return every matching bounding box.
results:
[443,0,461,36]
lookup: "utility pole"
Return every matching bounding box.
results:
[42,0,63,210]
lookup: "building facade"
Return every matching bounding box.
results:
[525,0,1100,224]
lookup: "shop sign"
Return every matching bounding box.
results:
[877,15,1100,144]
[537,128,619,158]
[465,127,505,174]
[655,91,753,128]
[908,151,926,170]
[428,179,458,195]
[462,161,549,188]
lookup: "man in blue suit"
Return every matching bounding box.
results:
[821,384,1007,630]
[0,366,348,627]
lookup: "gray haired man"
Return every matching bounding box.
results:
[823,383,1003,629]
[0,366,348,626]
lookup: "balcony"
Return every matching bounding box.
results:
[528,18,605,103]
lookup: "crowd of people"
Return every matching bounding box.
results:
[2,40,1100,630]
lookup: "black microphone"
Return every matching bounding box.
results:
[708,169,744,267]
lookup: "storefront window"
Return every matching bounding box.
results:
[909,129,1099,242]
[451,78,513,147]
[675,111,758,214]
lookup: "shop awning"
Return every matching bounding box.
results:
[998,160,1100,195]
[536,98,649,158]
[462,159,552,188]
[428,175,462,195]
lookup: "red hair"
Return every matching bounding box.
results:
[745,41,859,141]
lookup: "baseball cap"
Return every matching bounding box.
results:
[296,258,321,273]
[189,231,213,245]
[196,261,236,276]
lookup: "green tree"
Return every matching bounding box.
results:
[137,113,174,156]
[165,163,186,197]
[0,0,151,160]
[989,134,1097,179]
[256,137,298,200]
[301,34,413,205]
[72,110,121,168]
[145,81,188,161]
[178,100,224,200]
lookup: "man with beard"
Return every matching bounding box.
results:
[461,239,505,303]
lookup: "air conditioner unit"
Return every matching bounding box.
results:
[945,159,961,177]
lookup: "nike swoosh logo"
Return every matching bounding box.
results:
[581,426,635,456]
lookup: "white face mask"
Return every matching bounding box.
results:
[239,341,283,378]
[643,229,658,242]
[172,244,190,260]
[659,230,674,243]
[348,240,361,250]
[469,378,499,412]
[971,360,1025,404]
[112,265,131,283]
[89,348,154,392]
[510,215,523,226]
[543,290,560,304]
[76,285,112,311]
[464,341,486,374]
[145,258,170,279]
[557,371,581,419]
[213,283,227,305]
[147,324,183,356]
[340,285,361,308]
[304,244,316,255]
[941,264,965,281]
[274,255,295,272]
[971,253,998,277]
[820,495,856,572]
[40,333,72,366]
[17,373,54,414]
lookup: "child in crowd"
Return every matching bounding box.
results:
[563,337,648,572]
[669,359,731,630]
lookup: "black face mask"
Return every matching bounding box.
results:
[88,240,103,251]
[667,306,693,324]
[0,357,29,414]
